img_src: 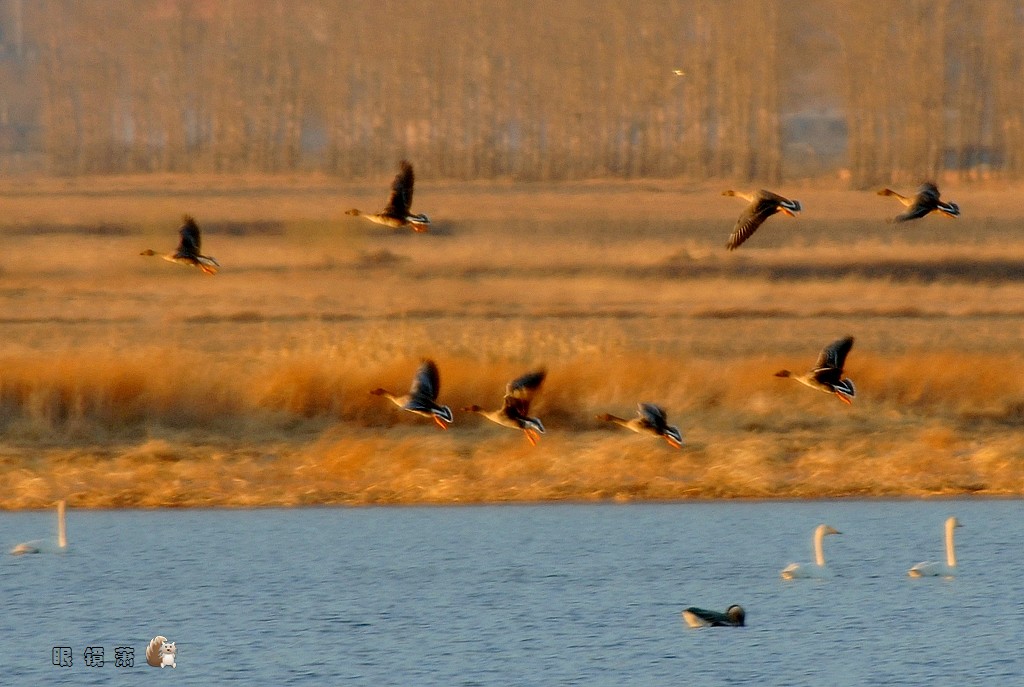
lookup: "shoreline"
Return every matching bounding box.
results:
[4,493,1016,513]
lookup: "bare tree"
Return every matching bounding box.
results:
[7,0,1024,182]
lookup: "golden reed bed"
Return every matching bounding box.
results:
[0,176,1022,508]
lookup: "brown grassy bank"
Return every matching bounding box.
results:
[1,177,1023,508]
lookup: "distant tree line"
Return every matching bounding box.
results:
[0,0,1021,185]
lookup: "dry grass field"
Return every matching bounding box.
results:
[1,175,1023,508]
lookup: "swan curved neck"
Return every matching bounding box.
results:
[814,527,826,567]
[945,520,957,567]
[57,500,67,549]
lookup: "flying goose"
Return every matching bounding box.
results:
[597,403,683,448]
[722,189,802,250]
[346,160,431,232]
[140,215,220,274]
[878,182,960,222]
[370,359,453,429]
[464,369,547,445]
[775,336,856,405]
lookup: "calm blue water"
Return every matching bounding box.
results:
[1,500,1021,685]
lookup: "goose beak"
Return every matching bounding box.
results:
[524,429,539,447]
[433,415,449,430]
[664,435,683,449]
[782,208,796,218]
[835,392,853,406]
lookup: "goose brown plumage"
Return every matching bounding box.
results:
[775,336,856,405]
[370,359,453,429]
[346,160,431,233]
[598,403,683,448]
[140,215,220,274]
[878,182,960,222]
[464,369,547,446]
[722,189,802,250]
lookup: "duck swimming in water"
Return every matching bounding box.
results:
[370,359,453,429]
[464,369,547,446]
[878,182,960,223]
[775,336,856,405]
[722,189,802,250]
[682,605,745,627]
[346,160,431,233]
[597,403,683,448]
[140,215,220,275]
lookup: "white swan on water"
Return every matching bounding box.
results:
[780,524,841,579]
[909,516,961,578]
[10,500,67,555]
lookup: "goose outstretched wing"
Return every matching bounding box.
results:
[814,336,854,372]
[409,359,440,402]
[502,369,546,415]
[726,191,799,250]
[637,403,669,431]
[384,160,415,217]
[891,183,940,222]
[177,216,202,256]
